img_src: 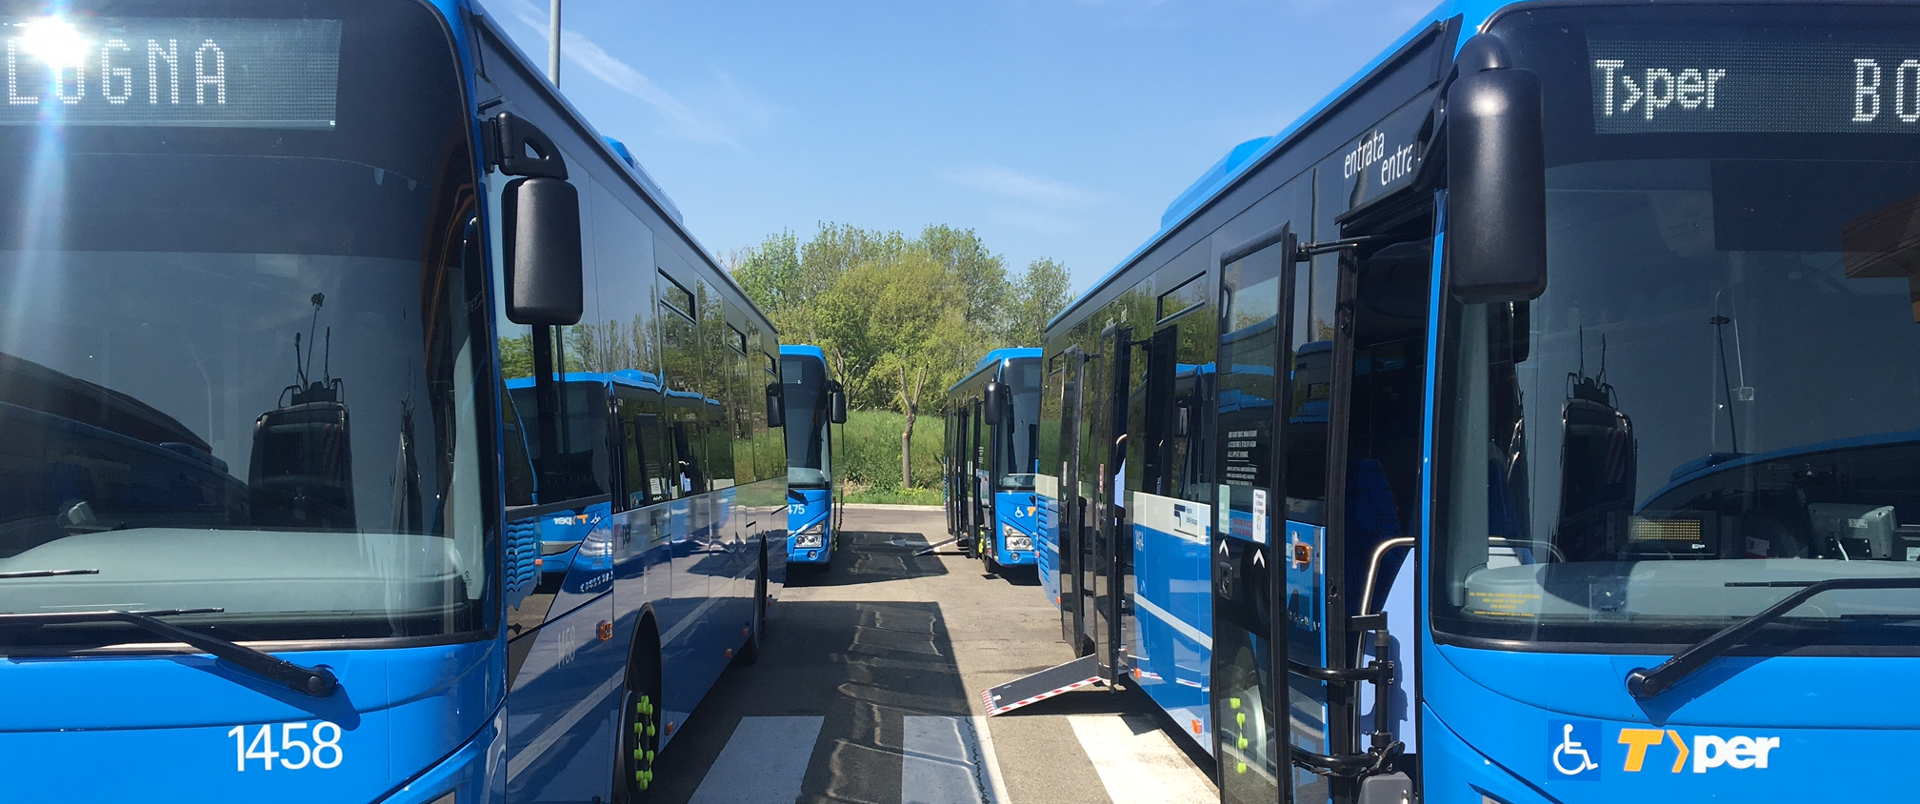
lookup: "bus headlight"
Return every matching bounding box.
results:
[1002,525,1033,553]
[794,524,825,549]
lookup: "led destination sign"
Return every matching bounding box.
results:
[0,17,340,128]
[1590,33,1920,134]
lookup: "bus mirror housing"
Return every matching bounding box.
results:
[829,384,848,425]
[503,176,585,325]
[982,380,1006,426]
[492,112,584,326]
[1446,50,1548,304]
[766,383,784,428]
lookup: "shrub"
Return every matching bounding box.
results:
[837,410,945,490]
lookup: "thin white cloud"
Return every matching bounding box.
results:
[558,29,733,145]
[989,206,1082,235]
[492,0,734,145]
[940,165,1098,208]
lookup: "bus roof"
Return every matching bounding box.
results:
[1049,0,1504,333]
[948,348,1041,394]
[780,344,828,362]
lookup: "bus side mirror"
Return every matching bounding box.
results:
[503,176,585,325]
[829,385,848,424]
[766,383,784,428]
[1446,58,1547,304]
[982,380,1006,426]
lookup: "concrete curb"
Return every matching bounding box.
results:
[843,503,943,511]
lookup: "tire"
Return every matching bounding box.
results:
[735,547,767,665]
[616,630,663,803]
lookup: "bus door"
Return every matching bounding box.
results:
[952,408,970,540]
[970,400,987,549]
[1274,237,1381,804]
[1212,226,1294,803]
[1083,323,1132,682]
[945,409,959,537]
[1055,347,1087,648]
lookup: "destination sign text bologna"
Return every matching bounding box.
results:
[0,17,340,129]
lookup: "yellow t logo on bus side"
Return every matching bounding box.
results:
[1618,728,1688,773]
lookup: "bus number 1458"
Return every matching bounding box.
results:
[225,721,344,771]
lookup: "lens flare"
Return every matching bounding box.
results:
[21,17,88,68]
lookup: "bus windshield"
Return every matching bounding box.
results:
[1438,5,1920,648]
[0,1,490,649]
[997,359,1042,490]
[783,354,831,488]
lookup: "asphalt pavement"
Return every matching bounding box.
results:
[643,507,1218,804]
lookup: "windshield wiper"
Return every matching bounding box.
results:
[1626,576,1920,699]
[0,569,99,580]
[0,608,338,697]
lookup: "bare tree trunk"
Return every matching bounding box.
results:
[898,364,927,489]
[899,365,913,489]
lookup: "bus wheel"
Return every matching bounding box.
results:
[735,547,766,665]
[617,642,662,802]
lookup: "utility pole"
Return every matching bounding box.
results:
[547,0,561,85]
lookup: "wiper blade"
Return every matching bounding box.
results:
[1626,576,1920,699]
[0,569,98,580]
[0,608,338,697]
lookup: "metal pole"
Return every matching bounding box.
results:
[547,0,561,85]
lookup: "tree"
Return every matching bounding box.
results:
[1005,257,1071,347]
[845,250,970,487]
[731,230,804,330]
[726,222,1036,489]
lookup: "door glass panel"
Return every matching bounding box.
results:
[1284,255,1337,804]
[1215,236,1288,804]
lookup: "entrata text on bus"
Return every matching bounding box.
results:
[988,2,1920,802]
[0,3,790,801]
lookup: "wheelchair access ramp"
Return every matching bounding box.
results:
[981,654,1105,716]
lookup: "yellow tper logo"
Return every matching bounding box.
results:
[1618,728,1779,774]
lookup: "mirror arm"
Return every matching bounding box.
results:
[1297,235,1391,259]
[487,111,569,180]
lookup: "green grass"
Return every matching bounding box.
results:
[838,410,945,499]
[842,485,944,506]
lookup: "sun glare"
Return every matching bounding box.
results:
[21,17,88,68]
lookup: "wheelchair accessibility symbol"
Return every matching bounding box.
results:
[1549,720,1603,780]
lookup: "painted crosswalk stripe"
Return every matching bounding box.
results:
[687,716,825,804]
[1069,714,1215,804]
[902,715,1011,804]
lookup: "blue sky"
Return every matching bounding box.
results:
[487,0,1437,294]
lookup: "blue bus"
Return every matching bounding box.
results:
[779,345,847,567]
[504,371,653,579]
[994,2,1920,802]
[942,348,1044,573]
[0,4,790,801]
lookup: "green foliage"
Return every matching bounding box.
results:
[842,485,944,506]
[730,223,1073,489]
[837,410,944,490]
[1005,257,1071,348]
[730,223,1071,413]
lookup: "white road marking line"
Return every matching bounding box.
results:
[1070,714,1216,804]
[973,715,1014,804]
[687,716,825,804]
[902,715,1010,804]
